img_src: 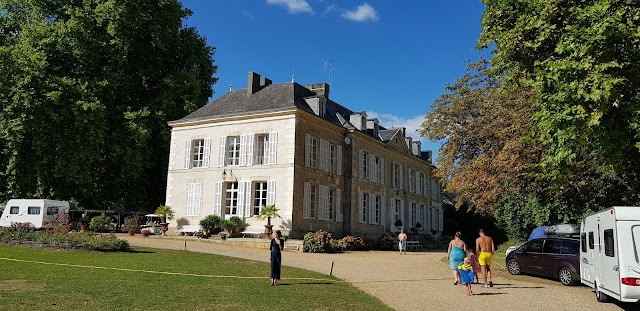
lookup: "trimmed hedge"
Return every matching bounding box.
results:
[303,231,399,253]
[0,226,129,252]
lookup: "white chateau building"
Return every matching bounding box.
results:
[165,72,443,238]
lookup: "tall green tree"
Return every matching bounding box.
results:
[478,0,640,205]
[0,0,217,210]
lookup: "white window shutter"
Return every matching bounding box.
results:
[239,135,247,166]
[184,140,191,169]
[358,150,364,179]
[368,154,375,182]
[336,145,343,175]
[267,180,276,205]
[438,208,444,231]
[303,182,311,219]
[336,188,342,222]
[380,196,386,228]
[186,183,193,216]
[380,158,385,185]
[245,182,252,217]
[392,163,397,187]
[400,200,405,228]
[246,134,254,166]
[218,136,226,167]
[319,186,328,220]
[409,169,414,193]
[305,134,311,167]
[196,183,202,216]
[358,191,364,224]
[399,165,404,190]
[369,194,376,224]
[202,138,211,168]
[389,199,396,229]
[214,182,223,216]
[237,181,246,217]
[415,173,420,195]
[268,132,277,165]
[318,140,325,171]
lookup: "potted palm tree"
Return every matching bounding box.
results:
[154,205,175,236]
[199,215,220,237]
[256,205,281,236]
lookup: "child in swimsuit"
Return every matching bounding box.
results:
[458,257,474,296]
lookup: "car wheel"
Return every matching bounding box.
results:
[595,283,609,303]
[507,259,521,275]
[558,267,575,286]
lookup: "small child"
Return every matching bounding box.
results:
[458,257,474,296]
[468,249,481,284]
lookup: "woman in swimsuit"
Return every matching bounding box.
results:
[447,231,467,285]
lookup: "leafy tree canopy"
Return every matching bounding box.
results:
[0,0,217,210]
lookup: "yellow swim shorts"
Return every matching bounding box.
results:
[478,252,493,266]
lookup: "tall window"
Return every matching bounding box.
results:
[311,137,318,168]
[329,144,336,174]
[410,203,417,226]
[254,134,269,165]
[253,182,268,215]
[361,193,369,223]
[393,199,401,221]
[225,182,239,215]
[392,163,402,188]
[328,188,335,221]
[226,136,241,166]
[374,195,381,224]
[361,151,369,179]
[192,139,205,167]
[187,183,202,216]
[409,169,415,193]
[310,185,317,218]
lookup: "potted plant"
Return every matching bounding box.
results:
[227,216,242,236]
[220,220,234,235]
[394,219,403,232]
[154,205,175,236]
[218,231,228,240]
[255,205,281,236]
[414,222,423,233]
[199,215,220,237]
[122,217,139,236]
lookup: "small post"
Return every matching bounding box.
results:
[330,261,334,276]
[184,239,187,250]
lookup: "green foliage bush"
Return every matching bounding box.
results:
[199,215,220,229]
[495,239,524,257]
[303,231,399,253]
[303,230,337,253]
[90,215,113,232]
[0,226,129,251]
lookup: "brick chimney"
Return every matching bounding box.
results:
[248,72,262,95]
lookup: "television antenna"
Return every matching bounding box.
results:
[324,60,333,84]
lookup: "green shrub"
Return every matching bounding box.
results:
[0,227,129,251]
[90,215,113,232]
[376,232,398,251]
[228,216,242,228]
[303,230,339,253]
[199,215,221,229]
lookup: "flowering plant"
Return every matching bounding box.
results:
[122,217,139,232]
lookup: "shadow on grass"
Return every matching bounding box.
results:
[278,282,334,286]
[125,249,156,254]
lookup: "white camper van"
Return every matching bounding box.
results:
[0,199,70,229]
[580,206,640,303]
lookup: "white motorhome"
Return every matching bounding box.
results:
[581,206,640,303]
[0,199,70,229]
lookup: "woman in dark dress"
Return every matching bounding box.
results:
[270,230,284,286]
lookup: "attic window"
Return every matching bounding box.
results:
[319,101,326,118]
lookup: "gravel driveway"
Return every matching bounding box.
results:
[119,235,636,311]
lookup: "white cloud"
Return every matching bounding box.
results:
[267,0,314,14]
[341,3,379,22]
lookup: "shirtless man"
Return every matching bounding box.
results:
[475,229,495,288]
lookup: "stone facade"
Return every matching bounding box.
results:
[165,72,444,239]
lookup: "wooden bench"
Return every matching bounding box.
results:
[241,225,266,238]
[406,241,423,251]
[177,225,201,235]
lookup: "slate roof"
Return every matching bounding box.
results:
[379,129,400,142]
[174,83,316,122]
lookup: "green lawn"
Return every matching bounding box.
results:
[0,245,391,311]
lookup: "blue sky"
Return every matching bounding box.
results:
[179,0,488,159]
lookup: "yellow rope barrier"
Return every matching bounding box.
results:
[0,257,452,284]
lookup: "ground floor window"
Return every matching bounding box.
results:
[253,181,267,216]
[225,182,239,215]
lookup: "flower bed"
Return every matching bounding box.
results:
[303,230,399,253]
[0,225,129,252]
